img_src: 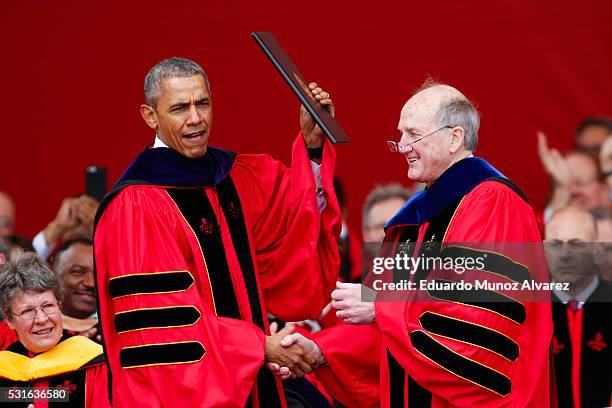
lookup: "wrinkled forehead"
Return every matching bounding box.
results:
[160,75,210,102]
[546,214,597,241]
[399,85,466,129]
[11,290,56,309]
[399,93,441,129]
[57,244,93,268]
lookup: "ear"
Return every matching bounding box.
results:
[6,318,15,330]
[449,126,465,154]
[140,104,158,130]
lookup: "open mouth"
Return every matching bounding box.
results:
[32,327,54,336]
[408,157,420,163]
[182,130,205,140]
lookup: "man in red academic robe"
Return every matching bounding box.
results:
[279,81,553,407]
[93,58,341,407]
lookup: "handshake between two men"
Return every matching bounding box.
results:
[265,281,369,379]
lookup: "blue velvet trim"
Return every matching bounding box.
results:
[386,157,506,227]
[118,146,236,187]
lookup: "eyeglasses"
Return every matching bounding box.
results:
[387,125,453,153]
[544,241,591,253]
[12,301,61,321]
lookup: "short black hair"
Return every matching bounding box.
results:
[144,57,210,108]
[575,116,612,137]
[53,238,93,269]
[6,235,35,253]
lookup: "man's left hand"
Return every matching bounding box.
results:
[331,281,376,324]
[300,82,334,149]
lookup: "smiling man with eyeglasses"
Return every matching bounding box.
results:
[307,80,555,407]
[387,84,478,186]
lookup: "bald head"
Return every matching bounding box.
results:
[545,206,599,293]
[410,84,467,105]
[565,151,599,178]
[0,192,15,238]
[397,81,480,185]
[402,82,480,152]
[546,206,597,242]
[404,85,465,123]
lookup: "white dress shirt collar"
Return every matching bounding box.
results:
[153,135,169,148]
[553,276,599,309]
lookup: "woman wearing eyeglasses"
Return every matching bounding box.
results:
[0,253,110,407]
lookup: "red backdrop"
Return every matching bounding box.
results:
[2,0,611,238]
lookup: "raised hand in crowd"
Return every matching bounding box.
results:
[42,195,100,248]
[537,131,573,212]
[43,197,80,245]
[537,131,571,186]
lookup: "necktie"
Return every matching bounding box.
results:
[567,299,579,313]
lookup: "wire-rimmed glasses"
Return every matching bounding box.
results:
[12,301,61,321]
[387,125,453,153]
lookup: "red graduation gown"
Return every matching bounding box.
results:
[0,321,18,350]
[376,180,553,407]
[94,135,340,407]
[311,323,382,407]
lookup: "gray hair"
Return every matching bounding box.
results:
[144,57,210,108]
[415,79,480,152]
[362,183,412,228]
[0,253,62,321]
[437,98,480,151]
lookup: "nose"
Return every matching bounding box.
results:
[398,135,413,153]
[398,142,413,154]
[33,308,49,323]
[558,242,574,260]
[83,271,94,289]
[402,144,413,153]
[186,105,203,126]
